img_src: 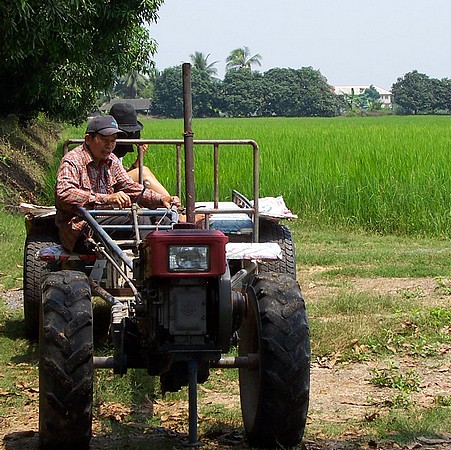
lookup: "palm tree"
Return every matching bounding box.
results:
[189,51,219,77]
[113,71,149,98]
[225,46,262,72]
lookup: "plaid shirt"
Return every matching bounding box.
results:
[55,143,162,251]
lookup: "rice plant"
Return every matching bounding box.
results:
[133,116,450,237]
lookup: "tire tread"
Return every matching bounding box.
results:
[258,220,297,279]
[240,273,310,448]
[39,270,93,450]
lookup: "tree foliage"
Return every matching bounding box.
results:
[151,67,184,118]
[191,69,221,118]
[226,46,262,72]
[391,70,451,115]
[392,71,435,114]
[261,67,341,117]
[113,73,148,100]
[430,77,451,113]
[151,64,341,118]
[341,85,382,114]
[0,0,163,122]
[360,85,382,111]
[112,72,156,99]
[190,52,219,77]
[150,62,336,118]
[220,70,264,117]
[151,66,220,118]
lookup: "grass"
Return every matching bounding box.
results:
[0,304,38,417]
[370,407,451,444]
[42,121,86,204]
[369,364,421,392]
[291,221,451,278]
[0,212,26,289]
[0,114,60,209]
[290,221,451,361]
[2,115,450,239]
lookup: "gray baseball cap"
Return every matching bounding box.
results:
[86,115,127,136]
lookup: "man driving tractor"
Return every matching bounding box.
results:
[55,114,180,253]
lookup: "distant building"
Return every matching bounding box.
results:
[333,85,393,108]
[101,98,151,114]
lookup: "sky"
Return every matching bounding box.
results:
[149,0,451,90]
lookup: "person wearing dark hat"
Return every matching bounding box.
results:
[55,114,180,252]
[110,102,170,197]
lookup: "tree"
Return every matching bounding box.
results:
[359,85,382,111]
[191,70,221,117]
[226,46,262,72]
[112,72,153,99]
[219,70,264,117]
[151,67,184,118]
[338,85,382,115]
[151,66,220,118]
[152,63,340,118]
[341,88,362,114]
[0,0,164,122]
[430,77,451,114]
[363,85,381,102]
[294,67,341,117]
[392,71,435,114]
[189,52,219,77]
[261,67,341,117]
[260,68,300,116]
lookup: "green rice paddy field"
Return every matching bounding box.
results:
[118,115,449,238]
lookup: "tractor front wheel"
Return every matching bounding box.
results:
[239,273,310,448]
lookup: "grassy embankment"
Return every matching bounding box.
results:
[0,118,84,289]
[0,115,450,448]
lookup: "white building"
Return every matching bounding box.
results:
[333,85,393,108]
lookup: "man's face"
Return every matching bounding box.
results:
[86,133,117,164]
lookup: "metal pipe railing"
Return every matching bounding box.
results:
[63,138,260,241]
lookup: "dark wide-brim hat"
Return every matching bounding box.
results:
[109,103,144,133]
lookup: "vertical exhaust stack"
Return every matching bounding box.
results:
[182,63,195,224]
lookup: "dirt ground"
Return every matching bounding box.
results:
[1,276,450,450]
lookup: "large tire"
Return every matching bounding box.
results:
[39,270,93,450]
[258,220,296,279]
[23,233,60,339]
[239,273,310,448]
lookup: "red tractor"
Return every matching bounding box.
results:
[23,64,310,449]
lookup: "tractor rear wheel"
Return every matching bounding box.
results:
[23,233,59,339]
[239,273,310,448]
[39,270,93,450]
[258,220,296,279]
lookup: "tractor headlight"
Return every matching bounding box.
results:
[168,245,210,272]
